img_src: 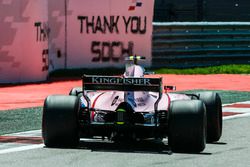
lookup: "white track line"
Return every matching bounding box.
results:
[236,101,250,104]
[0,130,43,154]
[223,101,250,120]
[3,130,41,137]
[223,113,250,120]
[222,101,250,106]
[223,108,250,113]
[0,144,44,154]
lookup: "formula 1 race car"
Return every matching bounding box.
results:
[42,56,222,153]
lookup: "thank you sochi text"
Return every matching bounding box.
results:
[78,15,147,62]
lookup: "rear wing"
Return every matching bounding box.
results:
[82,75,163,120]
[82,75,162,92]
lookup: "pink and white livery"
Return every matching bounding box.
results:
[42,56,222,153]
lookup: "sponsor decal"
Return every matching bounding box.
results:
[128,0,143,11]
[111,96,119,106]
[91,77,151,85]
[80,97,86,107]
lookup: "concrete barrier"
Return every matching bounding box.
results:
[0,0,154,83]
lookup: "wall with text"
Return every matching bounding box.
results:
[0,0,154,83]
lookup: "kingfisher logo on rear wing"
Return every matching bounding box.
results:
[91,77,151,85]
[82,75,162,92]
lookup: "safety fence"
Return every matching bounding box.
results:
[152,22,250,68]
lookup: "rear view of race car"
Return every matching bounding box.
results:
[42,56,222,153]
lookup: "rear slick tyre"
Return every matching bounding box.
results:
[196,92,222,143]
[168,100,207,153]
[42,95,79,148]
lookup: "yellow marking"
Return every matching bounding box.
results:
[129,56,141,60]
[117,108,126,112]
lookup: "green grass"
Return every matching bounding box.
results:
[154,64,250,74]
[0,107,42,135]
[49,64,250,79]
[0,90,250,135]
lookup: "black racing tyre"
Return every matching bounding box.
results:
[69,87,82,97]
[196,92,222,143]
[42,95,80,148]
[168,100,207,153]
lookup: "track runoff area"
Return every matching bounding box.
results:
[0,74,250,154]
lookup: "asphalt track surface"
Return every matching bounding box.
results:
[0,116,250,167]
